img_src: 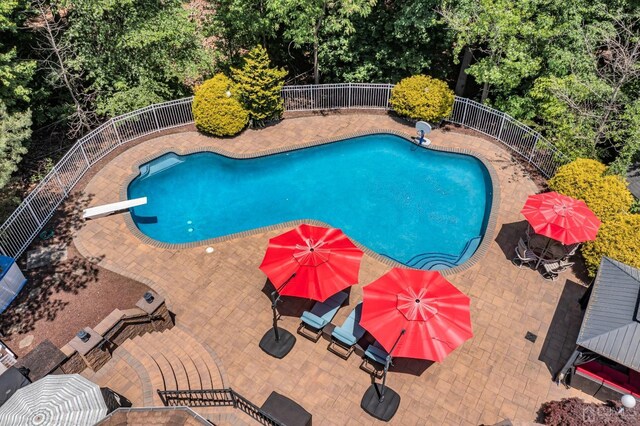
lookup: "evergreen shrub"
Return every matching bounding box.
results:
[232,46,287,127]
[582,214,640,276]
[192,74,248,136]
[389,75,454,123]
[548,158,633,222]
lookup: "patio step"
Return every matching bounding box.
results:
[194,407,262,425]
[110,326,225,407]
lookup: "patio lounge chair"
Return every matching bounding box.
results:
[360,342,390,377]
[512,238,536,268]
[328,302,366,359]
[297,291,348,342]
[542,260,575,281]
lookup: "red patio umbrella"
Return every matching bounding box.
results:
[520,192,601,245]
[259,223,363,302]
[361,268,473,362]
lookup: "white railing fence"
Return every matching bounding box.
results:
[0,83,567,259]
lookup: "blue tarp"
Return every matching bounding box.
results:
[0,256,27,314]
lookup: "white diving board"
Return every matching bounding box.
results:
[83,197,147,220]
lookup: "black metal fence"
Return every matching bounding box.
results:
[157,388,283,426]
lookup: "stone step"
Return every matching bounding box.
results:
[119,337,167,406]
[130,334,178,392]
[138,330,194,391]
[85,326,228,409]
[171,325,224,389]
[194,406,262,425]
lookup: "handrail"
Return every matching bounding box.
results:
[157,388,283,426]
[0,83,568,259]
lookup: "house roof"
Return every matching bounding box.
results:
[577,257,640,370]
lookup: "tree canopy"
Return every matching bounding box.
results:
[1,0,640,195]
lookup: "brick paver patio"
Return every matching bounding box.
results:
[74,114,596,425]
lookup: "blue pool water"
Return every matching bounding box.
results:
[128,134,493,269]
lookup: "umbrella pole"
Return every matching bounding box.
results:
[379,329,406,403]
[535,238,552,269]
[361,330,405,421]
[270,291,281,342]
[259,274,297,359]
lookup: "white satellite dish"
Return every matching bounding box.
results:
[415,121,432,146]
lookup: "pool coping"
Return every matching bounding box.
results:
[119,129,501,276]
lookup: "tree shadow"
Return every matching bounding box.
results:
[0,192,99,337]
[538,279,588,378]
[494,220,529,260]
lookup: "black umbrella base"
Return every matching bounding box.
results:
[361,384,401,421]
[259,328,296,359]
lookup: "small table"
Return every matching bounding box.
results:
[527,234,566,267]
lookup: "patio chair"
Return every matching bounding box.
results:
[565,243,580,257]
[327,302,366,359]
[297,291,349,342]
[542,260,575,281]
[512,238,537,268]
[360,342,390,377]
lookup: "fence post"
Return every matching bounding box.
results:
[26,203,41,226]
[348,83,352,109]
[152,105,161,131]
[54,171,68,195]
[310,86,315,110]
[386,84,392,109]
[111,120,122,145]
[461,98,469,125]
[529,134,540,162]
[79,144,91,167]
[496,112,506,140]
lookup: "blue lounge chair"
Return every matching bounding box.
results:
[328,302,366,359]
[360,342,391,377]
[297,291,349,342]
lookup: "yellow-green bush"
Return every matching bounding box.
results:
[389,75,454,123]
[193,74,249,136]
[581,214,640,276]
[548,158,633,222]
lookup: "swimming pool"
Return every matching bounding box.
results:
[127,134,494,270]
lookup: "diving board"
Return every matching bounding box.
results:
[83,197,147,220]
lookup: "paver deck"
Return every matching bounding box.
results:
[74,114,595,425]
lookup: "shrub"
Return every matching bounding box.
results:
[541,397,639,425]
[192,74,249,136]
[389,75,454,123]
[231,45,287,127]
[582,213,640,276]
[548,158,633,222]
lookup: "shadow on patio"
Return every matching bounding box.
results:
[538,279,588,378]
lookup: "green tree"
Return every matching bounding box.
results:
[267,0,376,84]
[206,0,276,62]
[0,102,30,188]
[0,0,35,110]
[231,46,287,126]
[61,0,215,117]
[0,0,34,189]
[440,0,558,103]
[320,0,452,83]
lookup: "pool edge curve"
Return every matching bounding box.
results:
[119,129,501,276]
